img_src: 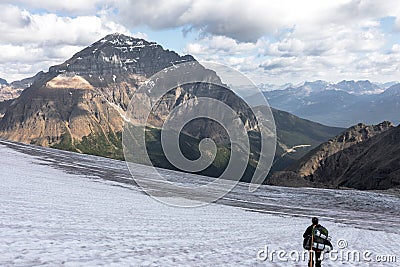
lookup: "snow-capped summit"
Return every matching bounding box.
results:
[335,80,383,95]
[99,32,159,48]
[302,80,329,90]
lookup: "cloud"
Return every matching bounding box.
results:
[0,4,131,81]
[184,35,265,76]
[181,0,398,84]
[186,29,394,84]
[392,44,400,53]
[0,5,129,46]
[113,0,287,42]
[185,35,259,55]
[0,4,31,28]
[0,0,108,15]
[2,1,400,44]
[113,0,400,84]
[111,0,400,42]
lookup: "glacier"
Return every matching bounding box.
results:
[0,140,399,266]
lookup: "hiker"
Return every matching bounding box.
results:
[303,217,323,267]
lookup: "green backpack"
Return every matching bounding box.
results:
[311,225,333,252]
[313,225,329,244]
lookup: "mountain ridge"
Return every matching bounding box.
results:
[268,121,400,189]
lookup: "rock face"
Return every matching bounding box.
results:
[0,75,122,148]
[296,122,393,178]
[44,33,197,112]
[0,100,12,119]
[130,62,259,142]
[268,121,400,189]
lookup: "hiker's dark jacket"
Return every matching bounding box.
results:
[303,224,320,238]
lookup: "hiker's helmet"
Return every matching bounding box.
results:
[312,217,319,225]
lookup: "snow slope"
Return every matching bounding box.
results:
[0,140,399,266]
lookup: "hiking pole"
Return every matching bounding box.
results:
[309,225,316,267]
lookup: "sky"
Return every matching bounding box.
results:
[0,0,400,85]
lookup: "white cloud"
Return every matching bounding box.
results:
[0,4,31,28]
[392,44,400,53]
[0,44,44,63]
[1,0,400,84]
[185,35,258,55]
[111,0,400,42]
[0,0,108,15]
[0,4,131,81]
[182,1,398,84]
[0,5,129,46]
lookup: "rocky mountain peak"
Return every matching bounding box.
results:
[99,33,155,47]
[0,78,7,86]
[303,80,328,87]
[333,121,393,143]
[48,33,195,83]
[382,83,400,96]
[336,80,380,94]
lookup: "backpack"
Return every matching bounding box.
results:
[303,225,333,252]
[313,225,329,244]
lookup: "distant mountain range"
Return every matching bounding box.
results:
[247,80,400,127]
[0,87,24,103]
[0,73,43,102]
[257,80,399,94]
